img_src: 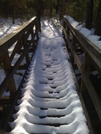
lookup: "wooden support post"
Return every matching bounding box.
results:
[31,27,35,44]
[31,29,36,51]
[22,34,29,66]
[35,21,39,42]
[3,51,16,99]
[62,20,65,38]
[80,52,91,93]
[67,26,70,37]
[71,34,76,68]
[10,37,23,62]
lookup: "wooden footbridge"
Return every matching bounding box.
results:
[0,16,101,134]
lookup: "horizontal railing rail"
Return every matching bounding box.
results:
[63,16,101,133]
[0,16,39,101]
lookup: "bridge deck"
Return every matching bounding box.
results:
[6,20,89,134]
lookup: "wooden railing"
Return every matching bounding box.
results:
[0,17,39,105]
[63,16,101,133]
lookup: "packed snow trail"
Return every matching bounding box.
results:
[7,20,89,134]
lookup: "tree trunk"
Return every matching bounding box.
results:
[57,0,60,14]
[59,0,64,20]
[63,0,65,16]
[26,0,28,20]
[50,0,52,18]
[85,0,93,29]
[12,2,15,24]
[37,0,42,32]
[95,1,101,35]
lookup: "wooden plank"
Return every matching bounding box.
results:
[0,98,10,105]
[75,31,101,74]
[65,30,82,71]
[82,70,101,121]
[63,27,101,121]
[0,45,31,98]
[17,64,27,70]
[22,35,29,65]
[35,21,39,41]
[0,55,4,65]
[15,72,24,76]
[81,53,91,93]
[2,47,36,131]
[3,51,16,98]
[10,36,23,62]
[0,17,37,56]
[63,18,101,75]
[79,93,95,134]
[64,39,94,134]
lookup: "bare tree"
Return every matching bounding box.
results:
[95,0,101,35]
[50,0,53,18]
[59,0,64,20]
[36,0,42,31]
[85,0,93,29]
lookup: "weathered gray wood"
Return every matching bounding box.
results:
[2,47,37,131]
[63,17,101,75]
[79,93,95,134]
[22,35,29,65]
[63,17,101,121]
[82,69,101,121]
[81,52,91,93]
[0,45,30,97]
[0,17,38,97]
[3,51,16,98]
[10,36,23,62]
[0,17,37,56]
[0,55,4,65]
[17,64,27,70]
[0,16,39,130]
[0,98,10,105]
[64,41,94,134]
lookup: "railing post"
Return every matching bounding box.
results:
[62,19,66,38]
[80,52,91,93]
[23,34,29,66]
[71,34,76,68]
[3,51,16,99]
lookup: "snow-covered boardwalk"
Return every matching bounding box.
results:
[7,20,89,134]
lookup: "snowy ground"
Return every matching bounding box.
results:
[0,18,23,39]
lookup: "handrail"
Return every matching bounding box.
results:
[0,16,39,99]
[0,17,37,56]
[63,17,101,74]
[63,16,101,126]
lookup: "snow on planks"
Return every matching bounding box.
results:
[7,21,89,134]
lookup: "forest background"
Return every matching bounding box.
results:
[0,0,101,35]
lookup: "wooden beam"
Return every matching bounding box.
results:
[2,46,37,131]
[63,17,101,75]
[0,98,10,105]
[63,26,101,121]
[0,17,37,57]
[64,40,94,134]
[81,52,91,93]
[10,36,23,62]
[3,51,16,98]
[0,45,31,98]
